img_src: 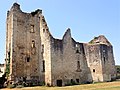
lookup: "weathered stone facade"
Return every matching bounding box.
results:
[5,3,116,86]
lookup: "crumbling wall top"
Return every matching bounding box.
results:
[62,28,71,39]
[9,3,42,17]
[10,3,21,11]
[31,9,42,16]
[89,35,111,46]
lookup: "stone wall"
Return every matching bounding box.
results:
[6,3,42,82]
[5,3,116,86]
[50,29,90,86]
[39,15,52,85]
[101,45,116,81]
[84,35,116,82]
[85,44,104,82]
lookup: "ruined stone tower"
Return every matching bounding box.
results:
[5,3,116,86]
[6,3,42,83]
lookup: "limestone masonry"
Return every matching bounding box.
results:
[5,3,116,86]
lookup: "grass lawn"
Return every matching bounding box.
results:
[2,81,120,90]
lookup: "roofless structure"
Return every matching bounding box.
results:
[5,3,116,86]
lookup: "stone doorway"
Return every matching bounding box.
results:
[56,79,62,86]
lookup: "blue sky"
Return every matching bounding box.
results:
[0,0,120,65]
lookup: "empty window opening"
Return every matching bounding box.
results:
[32,40,35,48]
[27,57,30,62]
[41,44,44,53]
[76,44,78,47]
[76,49,79,53]
[31,25,34,33]
[77,61,80,70]
[45,24,47,27]
[42,60,45,72]
[56,80,62,87]
[38,17,40,20]
[93,69,95,72]
[8,51,10,57]
[34,68,37,72]
[104,57,106,64]
[43,29,45,33]
[76,79,79,83]
[23,77,26,82]
[42,19,45,22]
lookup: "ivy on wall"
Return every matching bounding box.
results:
[5,52,10,77]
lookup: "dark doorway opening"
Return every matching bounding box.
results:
[23,77,26,82]
[93,69,95,72]
[56,80,62,86]
[76,79,79,83]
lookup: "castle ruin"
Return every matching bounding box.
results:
[5,3,116,86]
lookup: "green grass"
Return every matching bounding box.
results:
[2,81,120,90]
[93,86,120,90]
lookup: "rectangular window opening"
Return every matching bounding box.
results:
[27,57,30,62]
[77,61,80,69]
[41,44,44,53]
[43,29,45,33]
[42,60,45,72]
[30,25,34,33]
[76,79,79,83]
[104,57,106,64]
[76,49,79,53]
[42,19,45,22]
[32,40,35,48]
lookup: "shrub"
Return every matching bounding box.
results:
[24,83,29,87]
[39,81,45,86]
[65,81,78,86]
[116,75,120,79]
[7,84,16,89]
[46,83,51,87]
[5,52,11,78]
[65,82,72,86]
[71,81,78,85]
[16,85,24,88]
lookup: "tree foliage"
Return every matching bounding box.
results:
[116,65,120,74]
